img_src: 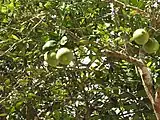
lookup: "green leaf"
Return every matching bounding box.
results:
[28,93,36,98]
[5,79,10,85]
[11,34,19,40]
[10,107,15,113]
[8,3,14,11]
[18,79,29,86]
[0,85,4,91]
[44,1,52,9]
[1,6,8,13]
[16,101,23,109]
[0,113,7,117]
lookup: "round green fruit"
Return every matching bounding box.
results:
[56,48,73,65]
[143,39,159,54]
[42,40,55,51]
[44,51,59,66]
[133,29,149,45]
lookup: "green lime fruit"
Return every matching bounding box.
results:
[56,48,73,65]
[44,51,59,66]
[133,29,149,45]
[143,39,159,54]
[42,40,55,51]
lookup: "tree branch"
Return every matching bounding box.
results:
[155,87,160,119]
[102,49,160,119]
[102,49,145,67]
[112,0,149,17]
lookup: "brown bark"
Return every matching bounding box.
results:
[155,88,160,119]
[138,66,159,120]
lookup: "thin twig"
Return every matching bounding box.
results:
[113,0,149,16]
[21,12,46,25]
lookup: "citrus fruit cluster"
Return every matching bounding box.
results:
[42,41,73,67]
[132,29,159,54]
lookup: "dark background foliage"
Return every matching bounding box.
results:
[0,0,160,119]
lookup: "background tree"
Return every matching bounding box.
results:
[0,0,160,120]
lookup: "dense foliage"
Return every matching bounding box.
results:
[0,0,160,119]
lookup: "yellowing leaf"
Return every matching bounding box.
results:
[11,34,19,40]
